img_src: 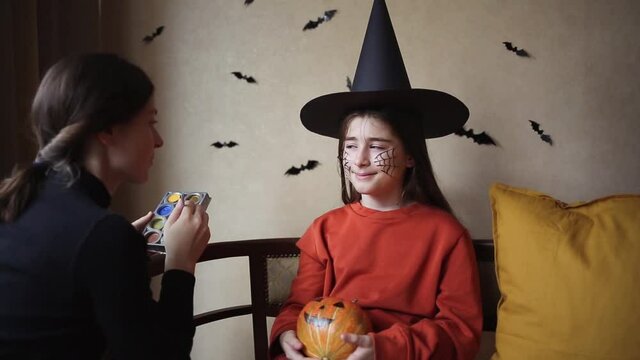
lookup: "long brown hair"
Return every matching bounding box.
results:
[0,53,154,222]
[337,108,454,215]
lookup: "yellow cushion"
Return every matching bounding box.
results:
[489,183,640,360]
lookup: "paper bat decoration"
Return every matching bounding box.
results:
[454,127,497,146]
[303,9,338,31]
[528,120,553,145]
[143,26,165,44]
[244,0,254,5]
[285,160,321,176]
[211,141,239,148]
[502,41,529,57]
[231,72,257,84]
[346,76,353,91]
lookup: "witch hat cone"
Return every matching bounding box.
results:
[352,0,410,92]
[300,0,469,139]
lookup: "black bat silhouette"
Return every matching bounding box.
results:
[528,120,553,145]
[244,0,254,5]
[454,127,497,146]
[502,41,529,57]
[231,72,257,84]
[142,26,165,44]
[346,76,353,91]
[303,10,338,31]
[285,160,321,176]
[211,141,239,148]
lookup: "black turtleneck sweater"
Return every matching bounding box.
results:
[0,170,195,359]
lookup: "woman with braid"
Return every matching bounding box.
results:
[0,53,210,359]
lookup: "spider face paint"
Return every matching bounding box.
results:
[342,115,413,205]
[373,147,398,177]
[342,150,352,174]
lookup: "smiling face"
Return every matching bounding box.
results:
[342,115,414,208]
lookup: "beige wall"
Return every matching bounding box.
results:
[101,1,640,358]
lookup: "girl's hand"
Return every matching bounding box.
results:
[279,330,315,360]
[342,333,375,360]
[131,211,153,232]
[162,199,210,273]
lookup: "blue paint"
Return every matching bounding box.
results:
[157,204,174,216]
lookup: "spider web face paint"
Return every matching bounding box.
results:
[374,148,398,177]
[342,150,352,174]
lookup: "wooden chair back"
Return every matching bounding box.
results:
[148,238,498,360]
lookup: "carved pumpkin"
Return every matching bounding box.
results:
[296,297,372,360]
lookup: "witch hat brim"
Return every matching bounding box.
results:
[301,89,469,138]
[300,0,469,139]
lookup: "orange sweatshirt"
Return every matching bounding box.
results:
[269,202,482,360]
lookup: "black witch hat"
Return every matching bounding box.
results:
[300,0,469,139]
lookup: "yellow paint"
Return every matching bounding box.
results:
[167,193,181,203]
[186,194,200,203]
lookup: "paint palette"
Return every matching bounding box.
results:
[144,191,211,252]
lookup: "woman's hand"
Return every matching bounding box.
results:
[279,330,315,360]
[131,211,153,232]
[342,333,375,360]
[162,199,210,273]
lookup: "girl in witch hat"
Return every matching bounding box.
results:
[269,1,482,359]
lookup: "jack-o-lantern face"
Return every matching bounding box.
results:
[303,300,344,328]
[296,297,372,360]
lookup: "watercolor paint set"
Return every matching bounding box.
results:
[144,191,211,252]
